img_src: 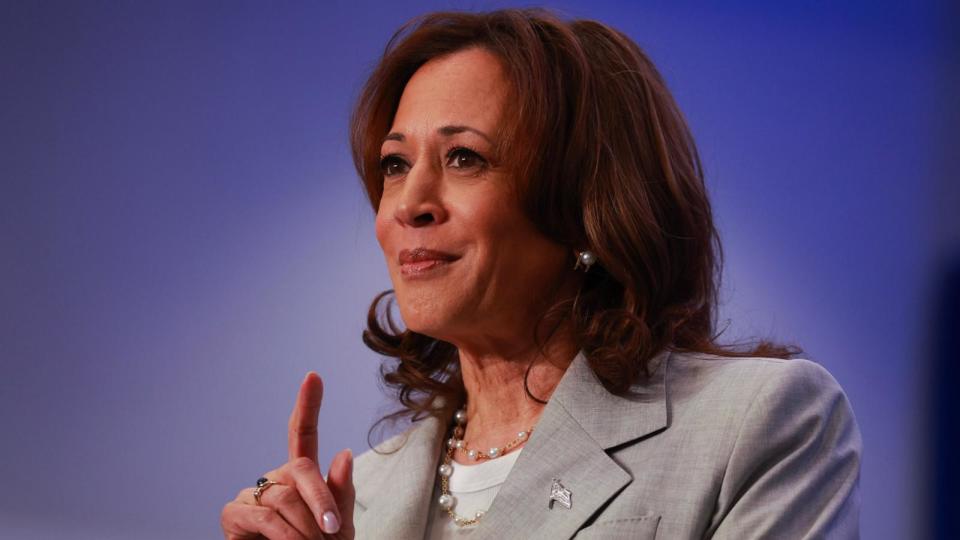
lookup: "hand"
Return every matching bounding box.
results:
[221,372,356,539]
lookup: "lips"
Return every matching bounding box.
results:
[398,247,459,276]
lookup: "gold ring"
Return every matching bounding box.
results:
[253,477,279,505]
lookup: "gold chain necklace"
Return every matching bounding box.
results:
[436,408,533,527]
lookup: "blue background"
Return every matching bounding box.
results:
[1,1,957,538]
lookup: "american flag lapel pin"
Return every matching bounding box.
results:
[549,478,572,509]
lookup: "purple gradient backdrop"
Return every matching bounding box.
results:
[1,1,956,539]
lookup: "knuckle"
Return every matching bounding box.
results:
[254,507,279,525]
[308,485,334,507]
[294,424,318,438]
[219,503,232,527]
[275,485,302,506]
[291,456,316,472]
[221,500,241,516]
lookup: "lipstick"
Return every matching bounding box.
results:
[398,247,459,276]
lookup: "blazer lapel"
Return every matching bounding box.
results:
[354,412,447,539]
[475,349,671,539]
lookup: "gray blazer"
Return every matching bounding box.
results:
[353,350,862,539]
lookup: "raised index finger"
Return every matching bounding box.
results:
[288,371,323,462]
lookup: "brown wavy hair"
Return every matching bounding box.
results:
[349,8,800,430]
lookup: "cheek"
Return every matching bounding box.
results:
[374,209,391,253]
[471,200,566,277]
[477,203,538,254]
[456,189,514,241]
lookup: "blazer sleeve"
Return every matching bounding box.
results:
[708,359,862,539]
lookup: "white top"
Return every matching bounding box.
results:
[425,449,523,539]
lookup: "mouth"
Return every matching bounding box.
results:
[398,247,459,277]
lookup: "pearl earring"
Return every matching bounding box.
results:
[574,250,597,272]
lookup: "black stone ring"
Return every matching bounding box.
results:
[253,477,279,505]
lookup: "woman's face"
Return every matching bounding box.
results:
[375,47,572,348]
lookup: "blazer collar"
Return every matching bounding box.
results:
[552,348,671,449]
[354,411,449,538]
[473,348,672,538]
[355,348,672,539]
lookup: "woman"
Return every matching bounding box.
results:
[221,8,861,539]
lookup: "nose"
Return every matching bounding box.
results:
[393,161,448,227]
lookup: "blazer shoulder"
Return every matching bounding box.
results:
[666,351,852,405]
[655,352,862,537]
[698,354,863,537]
[663,351,860,446]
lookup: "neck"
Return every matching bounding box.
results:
[452,331,578,462]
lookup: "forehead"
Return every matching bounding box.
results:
[390,47,509,136]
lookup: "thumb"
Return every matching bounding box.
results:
[327,448,356,538]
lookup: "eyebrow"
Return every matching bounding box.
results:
[382,125,493,145]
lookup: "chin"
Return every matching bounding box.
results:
[395,292,459,341]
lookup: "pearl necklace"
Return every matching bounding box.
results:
[436,408,534,527]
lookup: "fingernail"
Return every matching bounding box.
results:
[322,511,340,534]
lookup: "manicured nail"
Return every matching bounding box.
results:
[322,511,340,534]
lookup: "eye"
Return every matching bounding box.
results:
[379,154,409,178]
[446,146,487,172]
